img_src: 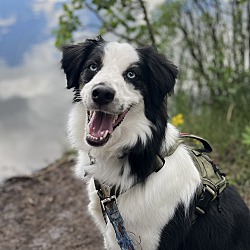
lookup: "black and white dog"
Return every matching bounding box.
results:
[61,37,250,250]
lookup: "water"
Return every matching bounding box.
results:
[0,0,95,182]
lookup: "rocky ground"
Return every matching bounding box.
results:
[0,153,103,250]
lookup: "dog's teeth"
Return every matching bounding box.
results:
[87,133,105,141]
[103,130,109,138]
[113,115,118,124]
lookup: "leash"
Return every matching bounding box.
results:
[88,154,136,249]
[94,179,136,250]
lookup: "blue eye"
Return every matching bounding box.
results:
[127,71,136,79]
[89,64,98,72]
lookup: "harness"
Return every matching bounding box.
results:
[92,134,227,249]
[177,134,227,215]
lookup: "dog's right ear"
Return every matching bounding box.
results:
[61,36,104,89]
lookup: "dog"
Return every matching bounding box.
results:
[61,37,250,250]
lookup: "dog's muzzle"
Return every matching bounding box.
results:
[86,85,129,147]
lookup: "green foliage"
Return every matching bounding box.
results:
[242,126,250,154]
[55,0,157,49]
[150,0,182,54]
[54,1,83,48]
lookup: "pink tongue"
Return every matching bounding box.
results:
[88,111,114,137]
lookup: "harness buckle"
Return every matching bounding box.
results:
[204,185,217,200]
[195,185,218,215]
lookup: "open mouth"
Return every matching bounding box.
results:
[86,109,129,147]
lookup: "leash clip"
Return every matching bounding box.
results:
[101,195,117,209]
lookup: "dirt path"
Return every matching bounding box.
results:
[0,154,103,250]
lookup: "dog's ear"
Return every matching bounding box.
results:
[61,36,104,89]
[138,46,178,104]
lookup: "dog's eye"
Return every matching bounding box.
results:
[89,64,98,72]
[127,71,136,79]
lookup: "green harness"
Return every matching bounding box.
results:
[173,134,227,215]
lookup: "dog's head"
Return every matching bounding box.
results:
[61,37,178,151]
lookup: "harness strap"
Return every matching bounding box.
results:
[190,149,227,215]
[180,133,213,153]
[180,134,227,215]
[164,139,184,157]
[161,134,227,215]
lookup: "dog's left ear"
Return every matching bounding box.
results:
[138,46,178,103]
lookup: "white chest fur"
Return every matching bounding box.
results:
[85,145,201,250]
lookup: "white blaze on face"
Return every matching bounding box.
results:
[79,42,146,147]
[102,42,140,73]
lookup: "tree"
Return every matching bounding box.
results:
[164,0,250,111]
[55,0,156,48]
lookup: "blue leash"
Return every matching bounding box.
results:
[103,197,135,250]
[94,179,136,250]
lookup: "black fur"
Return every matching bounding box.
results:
[127,47,178,182]
[61,36,105,90]
[158,186,250,249]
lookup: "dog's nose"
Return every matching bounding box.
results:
[92,85,115,105]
